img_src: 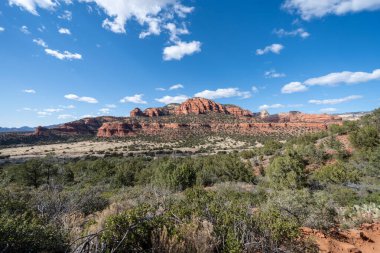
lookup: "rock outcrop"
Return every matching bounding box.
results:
[264,111,341,123]
[130,108,145,117]
[130,98,254,118]
[174,97,228,115]
[32,97,342,139]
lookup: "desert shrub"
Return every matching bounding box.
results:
[7,158,57,188]
[313,162,360,185]
[326,185,359,206]
[290,144,328,165]
[263,189,336,232]
[240,149,258,159]
[152,159,197,191]
[261,140,282,156]
[267,154,306,189]
[339,203,380,227]
[349,125,379,150]
[101,204,164,252]
[350,146,380,176]
[0,213,68,253]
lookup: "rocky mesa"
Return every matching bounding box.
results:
[34,97,342,138]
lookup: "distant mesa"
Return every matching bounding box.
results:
[30,97,342,139]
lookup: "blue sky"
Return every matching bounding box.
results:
[0,0,380,127]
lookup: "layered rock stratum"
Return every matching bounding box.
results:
[33,97,342,138]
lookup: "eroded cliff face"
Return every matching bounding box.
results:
[129,98,254,118]
[33,98,342,139]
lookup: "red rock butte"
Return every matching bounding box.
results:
[34,97,342,138]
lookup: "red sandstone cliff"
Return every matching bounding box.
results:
[32,98,342,139]
[129,98,253,118]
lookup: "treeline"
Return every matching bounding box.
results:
[0,109,379,252]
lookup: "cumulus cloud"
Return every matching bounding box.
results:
[194,88,251,99]
[259,104,285,110]
[281,82,308,94]
[273,28,310,38]
[33,38,48,47]
[155,95,189,104]
[45,49,82,60]
[58,28,71,35]
[309,95,362,105]
[283,0,380,20]
[282,68,380,93]
[81,0,193,35]
[265,69,286,78]
[9,0,57,15]
[163,41,201,61]
[169,84,184,90]
[22,89,36,94]
[64,94,98,103]
[251,86,259,93]
[0,27,5,32]
[10,0,201,60]
[304,69,380,86]
[256,43,284,55]
[120,94,147,104]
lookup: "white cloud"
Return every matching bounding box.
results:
[0,27,4,32]
[163,41,201,61]
[45,49,82,60]
[251,86,259,93]
[82,0,193,35]
[265,69,286,78]
[169,84,184,90]
[20,25,30,34]
[9,0,57,15]
[309,95,362,105]
[58,114,76,120]
[59,104,75,109]
[120,94,147,104]
[58,10,72,20]
[304,69,380,86]
[281,82,308,94]
[194,88,251,99]
[44,108,63,113]
[33,38,48,47]
[165,22,189,42]
[155,95,188,104]
[99,108,111,114]
[259,104,285,110]
[64,94,98,103]
[273,28,310,38]
[156,87,166,91]
[22,89,36,94]
[320,108,337,113]
[256,43,284,55]
[37,111,51,117]
[281,68,380,94]
[283,0,380,20]
[58,28,71,35]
